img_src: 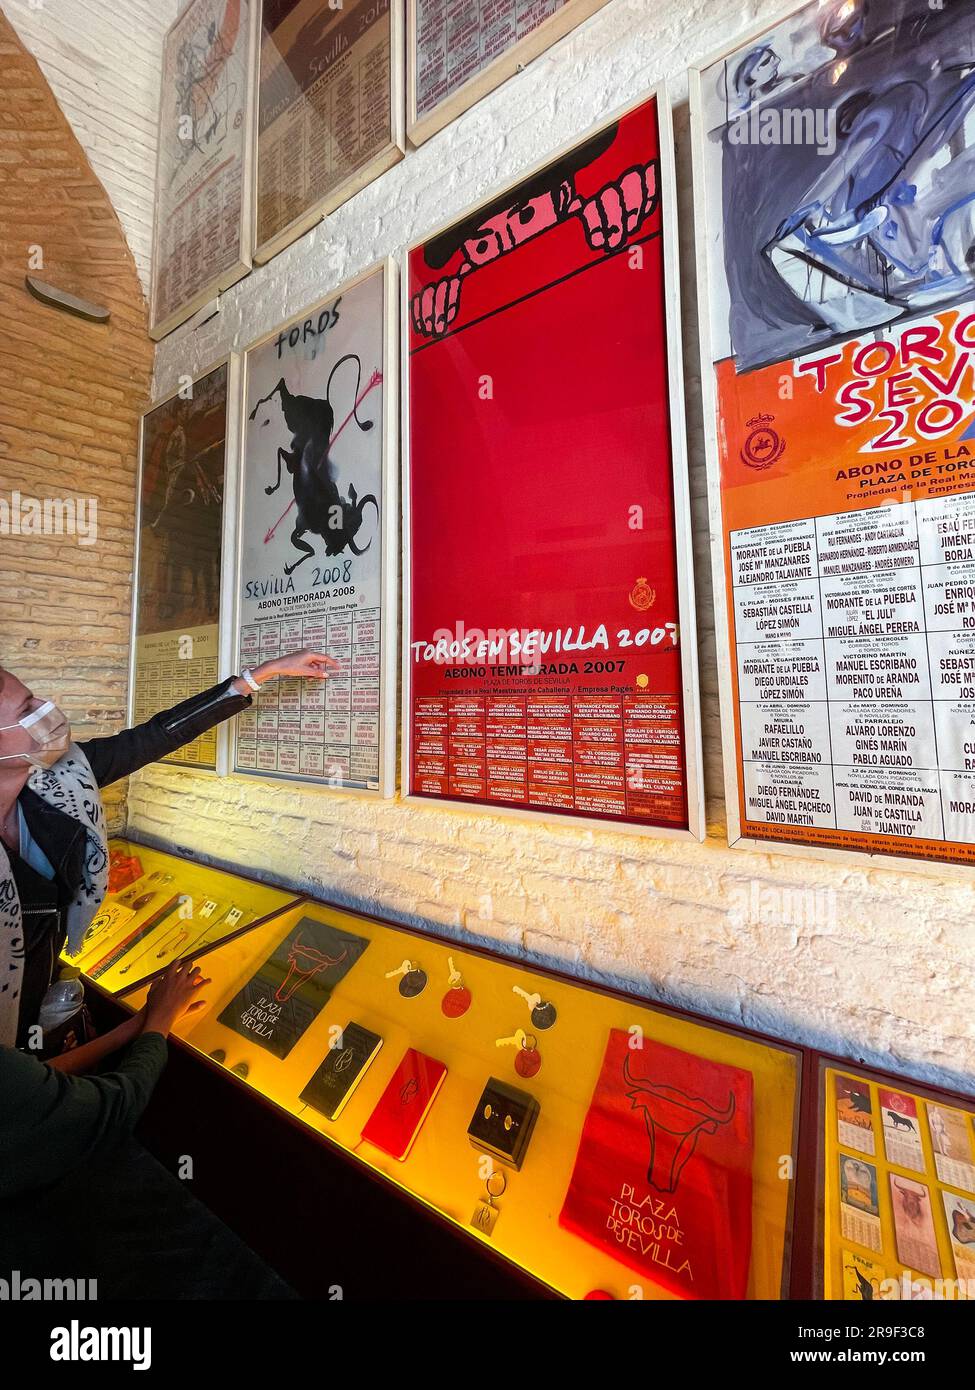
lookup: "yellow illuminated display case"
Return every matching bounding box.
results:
[64,838,301,995]
[818,1059,975,1301]
[102,841,803,1302]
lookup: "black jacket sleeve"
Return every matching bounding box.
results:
[78,679,252,788]
[0,1033,168,1198]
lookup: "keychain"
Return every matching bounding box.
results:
[441,956,471,1017]
[385,958,428,997]
[495,1027,542,1077]
[513,984,557,1030]
[470,1168,507,1237]
[515,1033,541,1079]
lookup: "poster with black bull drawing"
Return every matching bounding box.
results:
[235,264,392,791]
[694,0,975,869]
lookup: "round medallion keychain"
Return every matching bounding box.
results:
[514,1033,541,1078]
[441,956,471,1017]
[513,984,557,1031]
[385,959,428,998]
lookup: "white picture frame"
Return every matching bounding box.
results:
[400,84,705,841]
[690,0,975,876]
[231,258,399,797]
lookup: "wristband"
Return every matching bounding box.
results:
[239,668,261,694]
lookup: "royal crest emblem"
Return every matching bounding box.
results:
[740,413,785,470]
[629,577,656,611]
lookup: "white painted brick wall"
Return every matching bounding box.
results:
[127,0,973,1093]
[2,0,181,294]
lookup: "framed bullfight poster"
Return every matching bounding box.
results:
[130,357,242,772]
[403,90,705,839]
[253,0,404,265]
[408,0,612,146]
[692,0,975,871]
[149,0,259,340]
[234,260,397,794]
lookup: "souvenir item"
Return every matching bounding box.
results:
[86,897,181,980]
[889,1175,940,1278]
[217,916,368,1058]
[927,1104,975,1191]
[879,1090,925,1174]
[107,850,143,894]
[441,956,471,1017]
[467,1078,540,1172]
[842,1250,894,1302]
[514,985,556,1031]
[942,1190,975,1282]
[559,1030,754,1299]
[386,959,428,998]
[839,1155,882,1254]
[470,1168,507,1237]
[835,1074,875,1155]
[300,1023,383,1121]
[361,1049,447,1161]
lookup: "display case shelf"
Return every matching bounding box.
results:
[77,839,973,1301]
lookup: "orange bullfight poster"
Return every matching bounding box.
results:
[692,0,975,867]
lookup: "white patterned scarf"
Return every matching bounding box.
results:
[0,744,107,1045]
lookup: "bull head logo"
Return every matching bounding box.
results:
[623,1052,736,1193]
[891,1177,925,1224]
[275,934,348,1004]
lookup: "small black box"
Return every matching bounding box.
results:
[467,1077,540,1171]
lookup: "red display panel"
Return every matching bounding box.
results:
[405,95,700,834]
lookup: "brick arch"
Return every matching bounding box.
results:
[0,10,154,826]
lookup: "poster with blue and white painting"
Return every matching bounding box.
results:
[699,0,975,373]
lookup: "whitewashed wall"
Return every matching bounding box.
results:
[130,0,975,1095]
[2,0,180,293]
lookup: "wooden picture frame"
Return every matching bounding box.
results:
[407,0,612,147]
[129,355,243,774]
[149,0,260,341]
[251,0,405,266]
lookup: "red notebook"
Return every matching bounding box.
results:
[559,1030,754,1299]
[361,1049,447,1161]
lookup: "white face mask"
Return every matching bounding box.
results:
[0,700,72,768]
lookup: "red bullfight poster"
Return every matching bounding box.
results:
[404,93,703,837]
[559,1030,755,1299]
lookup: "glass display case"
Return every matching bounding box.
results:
[815,1056,975,1301]
[64,839,301,996]
[108,840,802,1301]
